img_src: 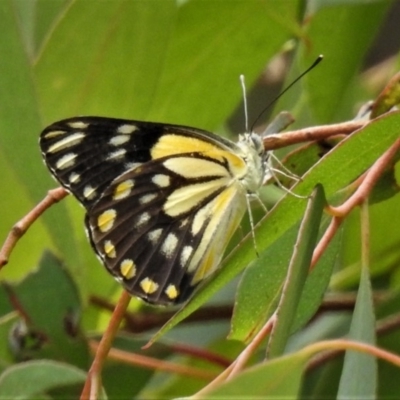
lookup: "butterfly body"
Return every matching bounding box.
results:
[40,117,268,305]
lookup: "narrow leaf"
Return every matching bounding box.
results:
[337,204,377,399]
[267,185,325,358]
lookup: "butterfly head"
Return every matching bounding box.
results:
[236,132,268,194]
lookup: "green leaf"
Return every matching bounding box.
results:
[0,2,82,289]
[230,210,341,343]
[301,1,391,124]
[0,360,86,398]
[201,352,307,399]
[35,0,177,123]
[267,185,325,358]
[337,221,377,398]
[290,220,342,333]
[147,0,301,128]
[229,224,299,342]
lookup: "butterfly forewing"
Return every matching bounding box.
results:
[40,116,235,208]
[39,116,260,305]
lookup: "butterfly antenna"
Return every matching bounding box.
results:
[240,74,249,132]
[250,55,323,132]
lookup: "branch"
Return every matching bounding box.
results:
[0,187,68,268]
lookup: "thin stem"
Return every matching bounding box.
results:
[263,120,366,150]
[311,137,400,269]
[80,290,131,400]
[88,341,217,380]
[304,339,400,368]
[0,187,68,268]
[193,314,277,398]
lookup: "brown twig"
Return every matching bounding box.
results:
[169,342,231,368]
[307,312,400,373]
[88,341,218,380]
[263,120,366,150]
[80,290,131,400]
[311,137,400,269]
[0,187,68,269]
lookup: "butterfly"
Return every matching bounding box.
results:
[39,117,270,305]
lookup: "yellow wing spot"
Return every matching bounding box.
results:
[113,179,134,200]
[139,193,157,205]
[161,233,179,258]
[165,284,179,300]
[104,240,116,258]
[55,153,77,170]
[47,132,85,153]
[152,174,170,188]
[163,157,228,179]
[43,130,66,139]
[164,179,226,218]
[117,124,138,134]
[107,148,127,161]
[120,259,136,279]
[109,135,130,146]
[140,277,159,294]
[67,121,89,129]
[97,209,117,232]
[152,134,246,176]
[83,185,97,200]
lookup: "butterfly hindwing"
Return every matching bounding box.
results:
[85,154,247,304]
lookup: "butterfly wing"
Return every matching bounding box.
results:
[86,156,248,304]
[40,116,238,208]
[40,116,250,305]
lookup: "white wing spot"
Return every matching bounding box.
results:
[161,233,178,258]
[109,135,130,146]
[120,259,136,279]
[107,148,127,161]
[165,284,179,300]
[191,203,212,235]
[55,153,77,170]
[113,179,134,200]
[67,121,89,129]
[68,172,81,184]
[43,130,66,139]
[124,162,141,171]
[139,193,157,205]
[83,185,97,200]
[135,212,150,228]
[140,277,159,294]
[104,240,116,258]
[152,174,170,188]
[180,246,193,267]
[117,124,138,134]
[48,132,85,153]
[97,209,117,232]
[148,228,163,244]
